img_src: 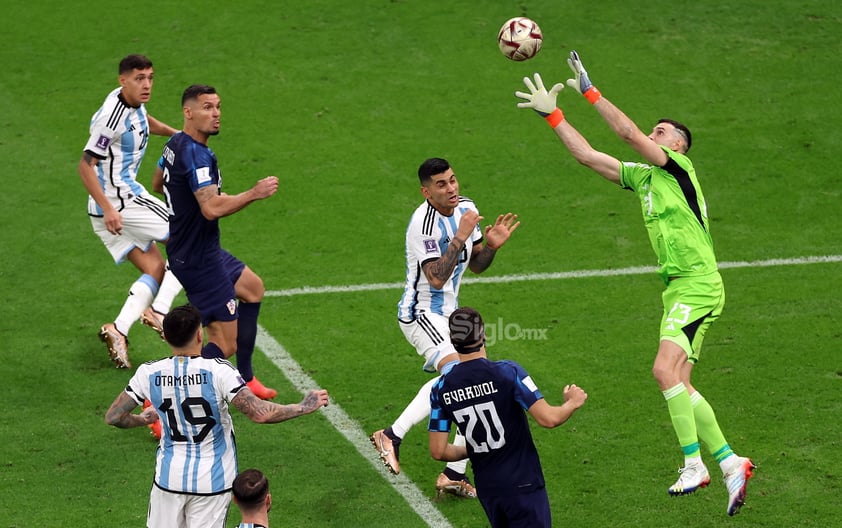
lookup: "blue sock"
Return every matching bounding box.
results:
[236,302,261,381]
[442,467,468,482]
[201,342,225,360]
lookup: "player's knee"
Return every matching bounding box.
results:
[140,255,166,281]
[652,356,682,388]
[250,278,265,300]
[150,262,166,282]
[651,363,670,385]
[236,271,265,302]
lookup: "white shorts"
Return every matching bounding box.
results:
[148,484,230,528]
[89,193,170,264]
[399,312,457,373]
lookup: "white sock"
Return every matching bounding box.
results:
[114,274,158,336]
[445,432,468,474]
[151,264,182,315]
[392,377,438,438]
[684,455,703,468]
[719,453,738,474]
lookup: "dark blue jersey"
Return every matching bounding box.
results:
[159,132,222,268]
[429,358,545,496]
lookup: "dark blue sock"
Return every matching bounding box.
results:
[236,302,261,381]
[384,427,401,459]
[201,342,225,359]
[442,467,468,482]
[384,427,402,445]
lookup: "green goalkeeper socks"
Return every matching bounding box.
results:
[662,383,701,459]
[690,391,734,464]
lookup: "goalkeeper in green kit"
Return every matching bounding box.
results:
[515,51,755,516]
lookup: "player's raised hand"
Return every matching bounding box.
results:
[456,209,482,242]
[484,213,520,250]
[515,73,564,116]
[566,51,602,103]
[565,50,592,94]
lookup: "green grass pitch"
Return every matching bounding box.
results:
[1,0,840,526]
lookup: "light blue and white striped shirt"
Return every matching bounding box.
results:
[83,87,150,214]
[397,197,482,322]
[126,355,245,495]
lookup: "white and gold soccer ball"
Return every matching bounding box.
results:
[497,17,543,61]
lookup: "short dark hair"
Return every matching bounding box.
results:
[181,84,217,106]
[162,305,202,348]
[118,54,153,74]
[233,468,269,510]
[449,306,486,353]
[658,118,692,153]
[418,157,451,185]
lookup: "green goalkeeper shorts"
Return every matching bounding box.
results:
[660,271,725,363]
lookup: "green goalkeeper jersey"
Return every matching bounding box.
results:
[619,146,718,283]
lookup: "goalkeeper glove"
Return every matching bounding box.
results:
[515,73,566,126]
[566,50,602,104]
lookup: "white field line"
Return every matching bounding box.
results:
[264,254,842,297]
[255,327,453,528]
[255,253,840,526]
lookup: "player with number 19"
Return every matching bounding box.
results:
[428,307,587,528]
[105,304,329,528]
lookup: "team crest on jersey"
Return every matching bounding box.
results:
[95,134,111,150]
[424,239,437,253]
[227,299,236,315]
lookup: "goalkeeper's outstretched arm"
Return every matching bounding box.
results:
[515,72,622,185]
[565,50,668,167]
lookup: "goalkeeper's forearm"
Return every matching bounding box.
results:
[592,96,638,144]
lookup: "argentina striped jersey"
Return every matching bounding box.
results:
[125,355,246,495]
[397,197,482,321]
[83,87,150,213]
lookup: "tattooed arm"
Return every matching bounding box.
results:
[194,176,279,221]
[468,244,497,274]
[469,213,520,274]
[105,391,159,429]
[422,209,481,290]
[422,237,467,290]
[232,388,329,424]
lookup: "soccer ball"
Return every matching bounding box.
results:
[497,17,543,61]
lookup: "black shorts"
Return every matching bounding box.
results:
[171,249,245,326]
[478,486,551,528]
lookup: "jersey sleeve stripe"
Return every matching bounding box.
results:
[422,202,436,236]
[105,101,128,130]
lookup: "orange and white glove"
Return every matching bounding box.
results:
[515,73,566,127]
[566,50,602,104]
